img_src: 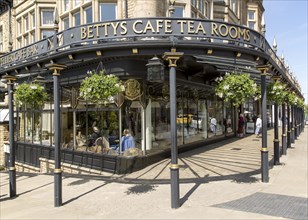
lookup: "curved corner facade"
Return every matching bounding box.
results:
[0,0,304,174]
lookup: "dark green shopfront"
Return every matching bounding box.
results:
[0,18,303,174]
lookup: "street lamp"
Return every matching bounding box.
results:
[146,56,165,83]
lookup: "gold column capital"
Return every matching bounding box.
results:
[2,74,17,85]
[163,51,184,67]
[272,75,281,81]
[45,63,66,76]
[256,64,271,75]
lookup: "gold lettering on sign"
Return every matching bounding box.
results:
[177,20,186,33]
[93,24,101,37]
[81,27,87,40]
[143,20,155,33]
[188,21,195,34]
[195,22,206,34]
[120,21,127,35]
[156,20,163,33]
[133,20,143,34]
[111,22,119,35]
[102,23,111,36]
[211,23,219,36]
[219,24,228,37]
[87,25,94,39]
[165,20,172,33]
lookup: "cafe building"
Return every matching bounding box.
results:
[0,0,303,174]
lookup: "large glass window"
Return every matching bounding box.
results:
[84,6,93,24]
[73,11,81,26]
[41,9,54,26]
[99,3,116,21]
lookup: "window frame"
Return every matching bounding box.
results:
[174,6,185,18]
[41,9,54,26]
[73,11,81,26]
[84,6,93,24]
[99,2,117,21]
[63,16,69,30]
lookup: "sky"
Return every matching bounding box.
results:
[263,0,308,104]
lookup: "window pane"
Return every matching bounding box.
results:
[85,6,92,24]
[248,10,255,20]
[17,19,21,35]
[31,33,35,43]
[74,11,81,26]
[24,35,29,46]
[205,1,209,18]
[248,21,255,29]
[63,0,69,11]
[63,17,69,29]
[0,26,2,52]
[31,12,35,28]
[41,30,54,39]
[174,6,184,18]
[74,0,81,7]
[42,10,54,25]
[191,0,196,7]
[100,3,116,21]
[24,16,29,31]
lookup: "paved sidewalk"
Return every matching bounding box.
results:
[1,127,307,219]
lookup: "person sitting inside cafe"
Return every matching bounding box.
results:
[121,129,135,151]
[88,126,101,147]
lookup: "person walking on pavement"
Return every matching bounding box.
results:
[255,115,262,137]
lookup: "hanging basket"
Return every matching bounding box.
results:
[215,72,257,106]
[79,70,125,105]
[14,83,49,108]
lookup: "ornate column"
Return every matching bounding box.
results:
[287,104,291,148]
[281,102,287,155]
[46,63,66,207]
[272,76,280,164]
[291,105,295,143]
[257,65,270,182]
[163,49,183,209]
[2,75,17,197]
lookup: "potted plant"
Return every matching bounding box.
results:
[14,82,49,108]
[79,70,125,105]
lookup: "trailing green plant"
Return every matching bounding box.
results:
[79,70,125,105]
[15,83,48,108]
[286,91,298,106]
[215,72,257,106]
[267,81,288,104]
